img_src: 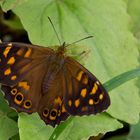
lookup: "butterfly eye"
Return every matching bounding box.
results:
[11,88,18,95]
[49,109,57,120]
[23,100,32,109]
[42,108,49,117]
[14,92,24,105]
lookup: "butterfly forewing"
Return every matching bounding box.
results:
[0,42,53,86]
[63,57,110,115]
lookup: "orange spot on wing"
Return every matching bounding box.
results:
[24,48,32,58]
[82,75,88,84]
[99,93,104,100]
[81,88,87,97]
[76,71,84,81]
[89,99,94,105]
[75,99,80,107]
[16,49,23,55]
[54,97,62,105]
[18,81,30,90]
[7,57,15,65]
[91,83,98,95]
[62,105,66,113]
[11,75,17,80]
[4,68,11,75]
[3,46,12,57]
[68,100,72,106]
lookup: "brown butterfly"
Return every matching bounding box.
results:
[0,41,110,127]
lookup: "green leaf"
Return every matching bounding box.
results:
[0,92,11,113]
[128,119,140,140]
[18,113,122,140]
[0,112,18,140]
[50,114,122,140]
[18,113,54,140]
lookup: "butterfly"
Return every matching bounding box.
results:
[0,42,110,127]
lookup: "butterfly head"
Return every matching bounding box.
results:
[57,42,66,55]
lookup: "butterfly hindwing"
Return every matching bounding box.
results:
[63,57,110,115]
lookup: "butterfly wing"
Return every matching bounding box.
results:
[0,42,53,113]
[63,57,110,116]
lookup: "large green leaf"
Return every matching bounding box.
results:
[18,113,54,140]
[0,111,18,140]
[0,0,140,140]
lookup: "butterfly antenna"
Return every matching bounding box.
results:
[65,35,93,47]
[48,17,61,45]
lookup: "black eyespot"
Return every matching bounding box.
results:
[14,93,24,105]
[43,108,49,117]
[51,110,57,117]
[11,88,17,95]
[43,109,49,115]
[25,101,31,107]
[24,100,32,109]
[16,94,22,101]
